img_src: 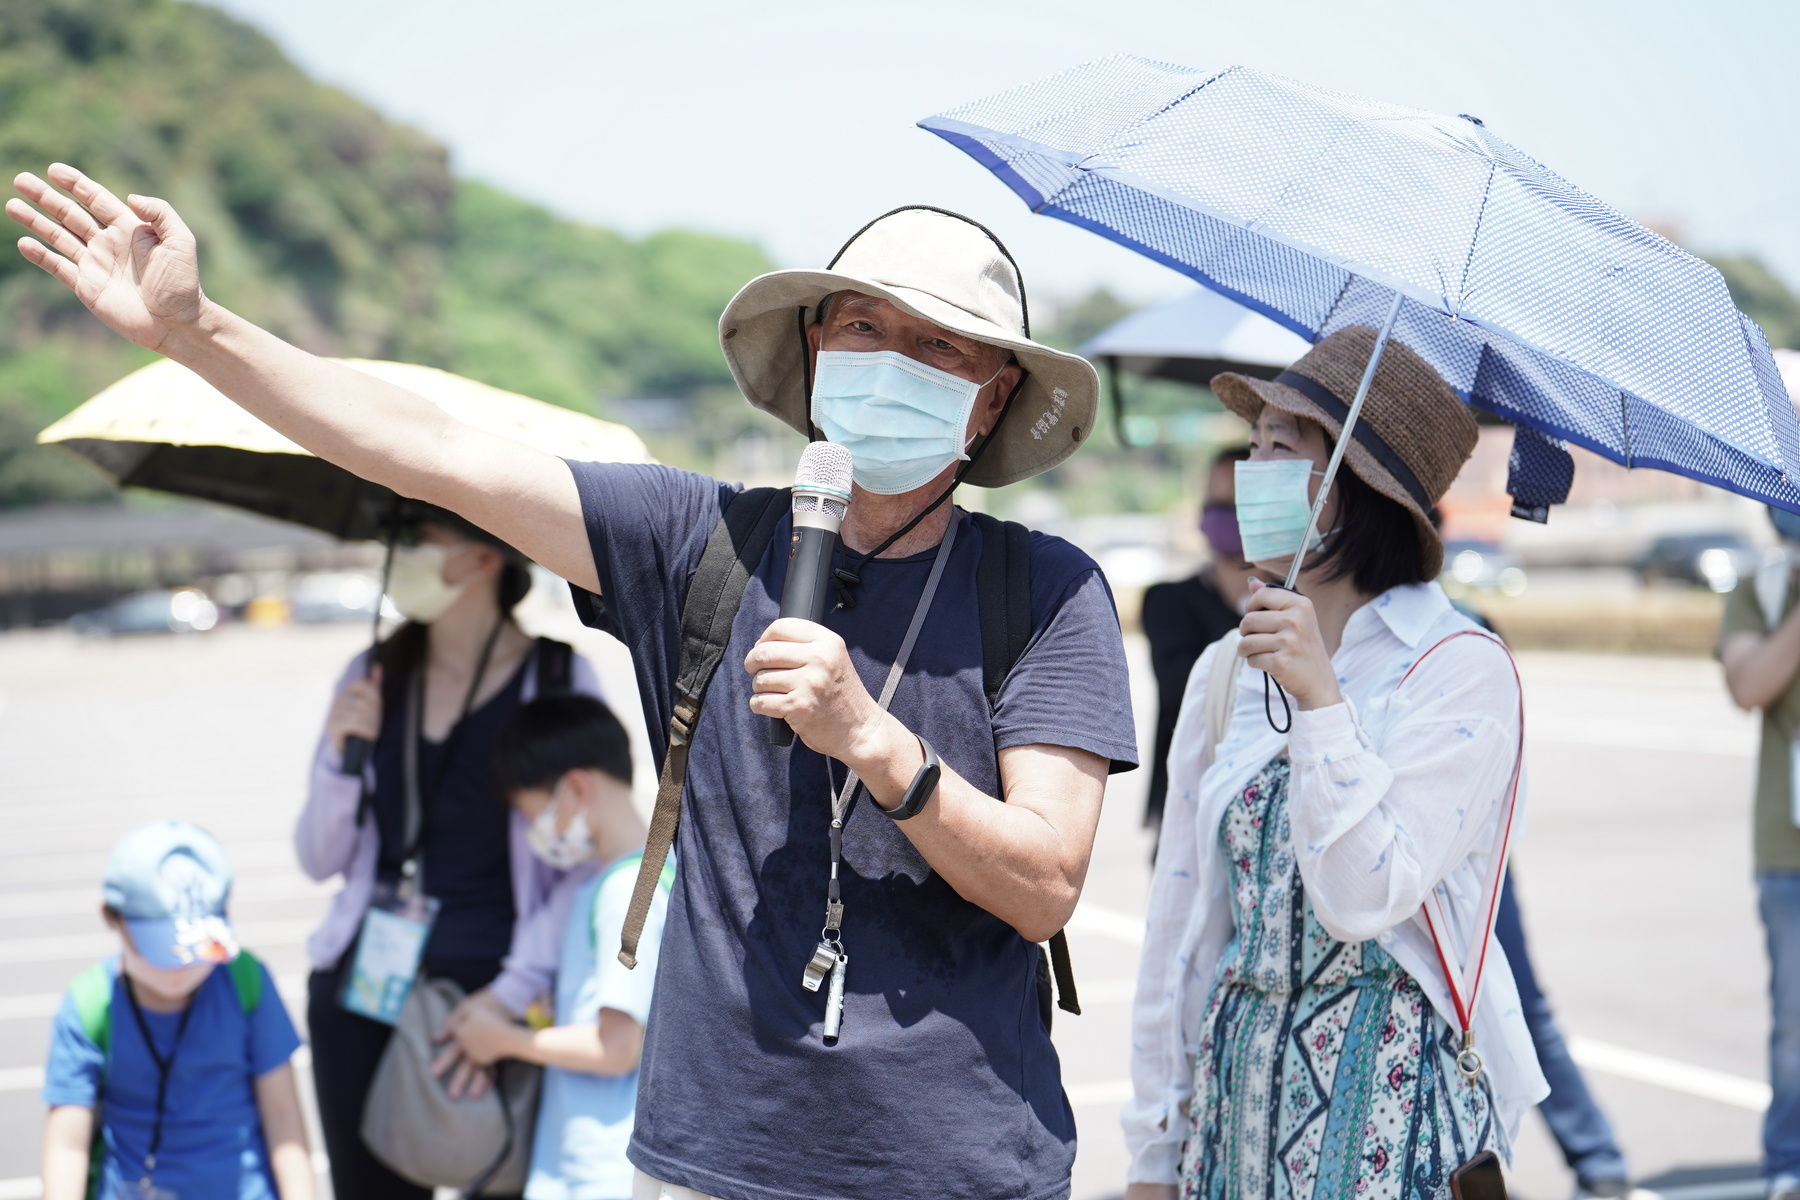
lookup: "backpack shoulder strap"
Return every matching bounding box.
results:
[618,486,788,969]
[970,514,1082,1018]
[70,962,114,1057]
[534,637,576,695]
[226,950,263,1015]
[971,512,1032,714]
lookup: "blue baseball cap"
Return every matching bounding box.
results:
[102,821,239,969]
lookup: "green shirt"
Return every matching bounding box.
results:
[1720,571,1800,872]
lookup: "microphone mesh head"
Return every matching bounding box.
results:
[796,441,854,496]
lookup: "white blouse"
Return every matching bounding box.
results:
[1123,581,1548,1184]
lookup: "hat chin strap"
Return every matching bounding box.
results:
[830,373,1026,609]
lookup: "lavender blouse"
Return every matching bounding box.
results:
[294,645,604,1016]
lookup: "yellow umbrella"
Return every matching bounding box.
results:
[39,357,654,540]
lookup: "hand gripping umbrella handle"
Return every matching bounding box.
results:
[340,501,401,777]
[1260,291,1404,734]
[341,735,372,776]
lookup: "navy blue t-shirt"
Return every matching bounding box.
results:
[564,462,1136,1200]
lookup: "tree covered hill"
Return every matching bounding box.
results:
[0,0,773,506]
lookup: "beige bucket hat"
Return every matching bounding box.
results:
[1211,326,1478,578]
[718,206,1101,488]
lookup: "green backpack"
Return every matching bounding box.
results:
[68,952,265,1198]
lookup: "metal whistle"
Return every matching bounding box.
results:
[802,940,838,992]
[822,952,847,1045]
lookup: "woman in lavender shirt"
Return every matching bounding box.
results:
[295,508,603,1200]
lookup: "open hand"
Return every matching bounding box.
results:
[744,618,884,762]
[1237,578,1341,710]
[7,164,205,351]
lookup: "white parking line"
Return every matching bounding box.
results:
[0,976,309,1022]
[0,876,330,920]
[1569,1036,1770,1112]
[0,921,316,966]
[1069,902,1774,1116]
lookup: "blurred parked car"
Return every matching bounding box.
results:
[289,571,381,624]
[1441,540,1527,598]
[1636,531,1756,592]
[69,588,220,637]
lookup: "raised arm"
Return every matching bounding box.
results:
[9,165,598,592]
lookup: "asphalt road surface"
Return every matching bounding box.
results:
[0,607,1772,1200]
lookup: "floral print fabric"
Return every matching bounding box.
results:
[1179,757,1496,1199]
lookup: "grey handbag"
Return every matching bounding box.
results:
[359,975,542,1197]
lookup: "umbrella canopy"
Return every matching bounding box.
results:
[1079,287,1311,388]
[921,57,1800,516]
[39,357,654,541]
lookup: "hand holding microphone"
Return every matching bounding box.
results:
[766,443,854,746]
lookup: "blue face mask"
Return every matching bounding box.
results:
[1234,457,1329,566]
[811,350,1003,495]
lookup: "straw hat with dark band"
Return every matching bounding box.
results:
[1210,326,1477,578]
[718,206,1101,488]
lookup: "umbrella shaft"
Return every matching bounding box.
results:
[1283,291,1405,590]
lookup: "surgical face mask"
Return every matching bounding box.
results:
[810,350,1004,495]
[120,941,214,1002]
[526,791,594,871]
[385,543,466,623]
[1234,458,1329,567]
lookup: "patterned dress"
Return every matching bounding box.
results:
[1179,757,1496,1200]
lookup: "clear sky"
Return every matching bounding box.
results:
[203,0,1799,311]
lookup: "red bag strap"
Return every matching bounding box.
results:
[1398,629,1524,1080]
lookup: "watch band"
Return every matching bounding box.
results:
[886,734,941,821]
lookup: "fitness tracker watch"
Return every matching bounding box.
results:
[886,734,941,821]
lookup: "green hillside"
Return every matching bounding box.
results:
[0,0,773,507]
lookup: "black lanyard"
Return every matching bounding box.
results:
[123,976,195,1184]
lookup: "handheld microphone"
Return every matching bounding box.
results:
[769,442,854,747]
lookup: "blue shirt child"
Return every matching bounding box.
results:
[44,955,302,1199]
[526,854,669,1200]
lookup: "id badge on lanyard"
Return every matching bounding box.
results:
[339,619,501,1023]
[340,878,439,1024]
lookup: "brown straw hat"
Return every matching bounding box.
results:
[1211,326,1477,578]
[718,207,1100,487]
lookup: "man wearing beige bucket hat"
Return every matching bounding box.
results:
[1125,327,1546,1198]
[11,171,1137,1200]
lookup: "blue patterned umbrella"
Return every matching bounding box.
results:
[921,57,1799,538]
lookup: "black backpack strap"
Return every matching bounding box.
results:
[533,637,575,695]
[971,513,1080,1019]
[618,486,789,968]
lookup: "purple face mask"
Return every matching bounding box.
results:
[1199,503,1243,561]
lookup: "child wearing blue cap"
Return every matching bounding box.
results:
[441,694,668,1200]
[39,821,315,1199]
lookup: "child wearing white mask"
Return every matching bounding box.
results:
[40,822,314,1200]
[446,693,668,1200]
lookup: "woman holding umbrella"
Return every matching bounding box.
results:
[1124,328,1541,1197]
[297,506,604,1200]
